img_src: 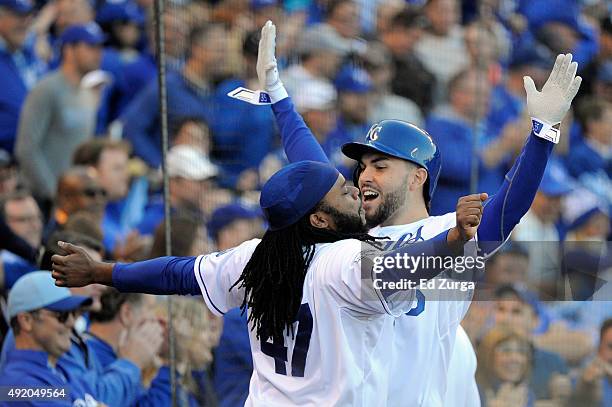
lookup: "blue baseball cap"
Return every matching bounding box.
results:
[207,203,262,240]
[538,160,574,197]
[60,22,106,47]
[563,188,609,231]
[8,271,92,319]
[260,161,340,231]
[250,0,277,10]
[96,1,145,25]
[0,0,32,14]
[334,65,372,94]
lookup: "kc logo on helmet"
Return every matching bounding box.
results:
[367,125,382,142]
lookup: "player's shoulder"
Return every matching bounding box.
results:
[197,238,261,266]
[315,238,365,262]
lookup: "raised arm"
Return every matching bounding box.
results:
[478,54,582,254]
[258,21,330,164]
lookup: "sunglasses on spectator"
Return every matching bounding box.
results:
[32,309,79,324]
[80,187,107,198]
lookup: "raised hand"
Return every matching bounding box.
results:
[256,20,287,102]
[523,53,582,126]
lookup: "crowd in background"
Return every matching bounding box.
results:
[0,0,610,405]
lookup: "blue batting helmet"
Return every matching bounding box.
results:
[341,120,442,205]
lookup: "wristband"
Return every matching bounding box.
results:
[531,118,560,144]
[227,84,289,105]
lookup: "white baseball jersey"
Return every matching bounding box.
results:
[369,212,481,407]
[193,238,416,407]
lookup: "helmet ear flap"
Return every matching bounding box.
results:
[352,164,362,187]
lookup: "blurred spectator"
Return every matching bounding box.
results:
[482,242,530,292]
[0,0,46,153]
[325,64,372,177]
[207,202,263,250]
[578,15,612,100]
[156,296,222,406]
[86,288,166,405]
[0,149,18,195]
[137,145,221,236]
[415,0,470,103]
[120,23,275,188]
[293,79,338,143]
[573,318,612,406]
[426,68,494,215]
[15,23,104,212]
[149,212,212,258]
[208,202,263,407]
[513,161,574,297]
[0,271,101,405]
[380,7,435,114]
[283,23,349,95]
[95,0,150,126]
[363,41,423,126]
[44,166,106,241]
[0,190,41,290]
[170,116,212,155]
[493,285,570,401]
[72,138,152,256]
[594,60,612,104]
[463,20,505,78]
[476,326,536,407]
[562,188,611,300]
[567,97,612,208]
[319,0,361,41]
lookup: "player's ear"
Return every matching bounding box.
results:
[409,167,428,191]
[309,211,330,230]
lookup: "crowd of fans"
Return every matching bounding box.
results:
[0,0,610,405]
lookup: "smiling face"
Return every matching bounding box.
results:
[492,338,531,383]
[357,152,427,228]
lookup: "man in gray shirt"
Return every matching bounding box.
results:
[16,22,103,212]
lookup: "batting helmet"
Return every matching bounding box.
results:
[341,120,442,205]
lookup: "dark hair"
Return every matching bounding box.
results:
[72,138,131,167]
[169,116,209,141]
[40,230,103,270]
[242,30,260,59]
[600,318,612,344]
[149,212,201,258]
[89,288,144,323]
[389,8,427,31]
[231,203,378,341]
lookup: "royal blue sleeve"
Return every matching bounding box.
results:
[112,257,200,295]
[271,97,330,164]
[478,132,554,252]
[120,81,162,168]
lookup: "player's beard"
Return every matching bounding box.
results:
[365,179,408,229]
[320,204,368,235]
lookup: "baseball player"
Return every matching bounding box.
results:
[251,21,581,406]
[52,160,485,406]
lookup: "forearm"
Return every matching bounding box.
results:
[107,257,201,295]
[272,97,330,164]
[479,131,554,247]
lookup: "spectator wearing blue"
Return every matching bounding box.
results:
[0,0,46,154]
[594,59,612,105]
[425,68,497,215]
[567,97,612,203]
[137,145,218,236]
[250,0,282,32]
[513,160,574,296]
[0,190,42,290]
[325,64,372,178]
[574,318,612,406]
[206,202,263,407]
[119,24,275,188]
[15,23,104,210]
[95,0,152,128]
[0,271,102,406]
[519,0,598,69]
[493,284,569,401]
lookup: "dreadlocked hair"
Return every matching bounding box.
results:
[231,203,380,342]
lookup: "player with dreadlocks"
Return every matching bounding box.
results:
[51,160,484,406]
